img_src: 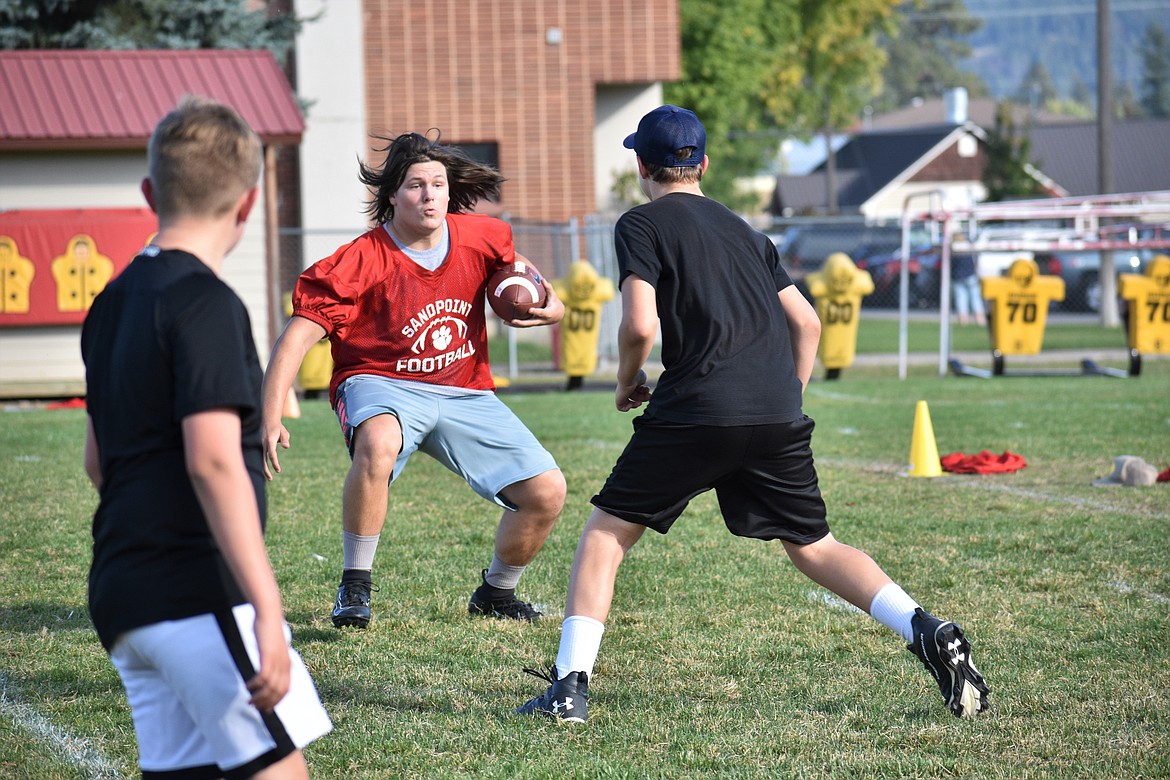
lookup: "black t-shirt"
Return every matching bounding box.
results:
[615,192,805,425]
[81,247,264,650]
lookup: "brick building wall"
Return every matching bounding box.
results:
[362,0,679,222]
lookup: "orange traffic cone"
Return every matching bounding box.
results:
[908,400,942,478]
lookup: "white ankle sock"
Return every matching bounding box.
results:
[869,583,920,643]
[484,556,526,590]
[342,531,380,572]
[555,615,605,678]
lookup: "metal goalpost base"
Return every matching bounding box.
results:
[948,352,1132,379]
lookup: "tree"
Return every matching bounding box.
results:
[0,0,301,60]
[1139,22,1170,117]
[981,101,1046,202]
[1070,76,1093,109]
[664,0,789,210]
[666,0,898,213]
[760,0,899,213]
[1113,81,1144,119]
[875,0,988,113]
[1013,57,1058,111]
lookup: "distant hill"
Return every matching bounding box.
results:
[960,0,1167,100]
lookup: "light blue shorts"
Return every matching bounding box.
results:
[335,375,558,509]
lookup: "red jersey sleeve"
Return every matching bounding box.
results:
[292,232,376,335]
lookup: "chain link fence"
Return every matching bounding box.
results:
[766,216,915,309]
[274,215,919,378]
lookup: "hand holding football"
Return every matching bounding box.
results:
[487,259,547,321]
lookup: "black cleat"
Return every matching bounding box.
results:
[331,579,375,628]
[908,607,990,718]
[514,665,588,723]
[468,569,542,621]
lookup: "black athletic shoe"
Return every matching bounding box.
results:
[468,569,542,621]
[908,607,990,718]
[331,579,375,628]
[514,665,588,723]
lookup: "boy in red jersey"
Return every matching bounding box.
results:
[262,132,566,628]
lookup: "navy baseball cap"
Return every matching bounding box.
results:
[623,104,706,167]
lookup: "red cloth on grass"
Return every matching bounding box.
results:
[1158,466,1170,483]
[46,397,86,410]
[941,450,1027,474]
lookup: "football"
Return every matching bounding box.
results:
[486,259,547,321]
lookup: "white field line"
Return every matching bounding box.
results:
[806,388,887,404]
[0,673,123,779]
[807,590,863,613]
[1110,581,1170,605]
[817,457,1170,521]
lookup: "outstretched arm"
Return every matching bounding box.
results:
[183,408,289,712]
[778,286,821,392]
[615,274,657,412]
[261,315,327,479]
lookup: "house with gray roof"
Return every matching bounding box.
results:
[1030,118,1170,197]
[771,101,1169,220]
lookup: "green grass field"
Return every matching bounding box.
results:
[2,348,1168,778]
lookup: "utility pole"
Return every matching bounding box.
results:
[1098,0,1119,326]
[823,95,838,215]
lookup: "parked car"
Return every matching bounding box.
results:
[912,248,1148,313]
[914,250,1062,310]
[854,244,938,308]
[1035,249,1148,312]
[777,222,905,300]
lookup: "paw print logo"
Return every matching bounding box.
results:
[432,324,453,351]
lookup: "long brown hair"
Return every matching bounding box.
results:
[358,131,505,224]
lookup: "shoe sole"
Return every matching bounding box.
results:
[468,604,541,621]
[332,612,370,629]
[514,704,587,723]
[934,622,990,718]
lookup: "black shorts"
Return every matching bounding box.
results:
[591,415,830,544]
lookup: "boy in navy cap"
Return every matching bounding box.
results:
[515,105,990,723]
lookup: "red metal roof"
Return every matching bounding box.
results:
[0,49,303,150]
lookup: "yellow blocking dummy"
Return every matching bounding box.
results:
[806,252,874,371]
[1119,254,1170,355]
[980,257,1064,355]
[553,260,615,388]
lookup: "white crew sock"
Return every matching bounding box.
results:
[342,531,380,572]
[555,615,606,679]
[484,556,526,590]
[869,583,920,643]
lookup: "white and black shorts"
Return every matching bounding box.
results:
[109,603,332,779]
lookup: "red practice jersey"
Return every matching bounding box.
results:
[293,214,514,405]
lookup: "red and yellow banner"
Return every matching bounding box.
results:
[0,208,156,327]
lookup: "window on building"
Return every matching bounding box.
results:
[453,142,500,170]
